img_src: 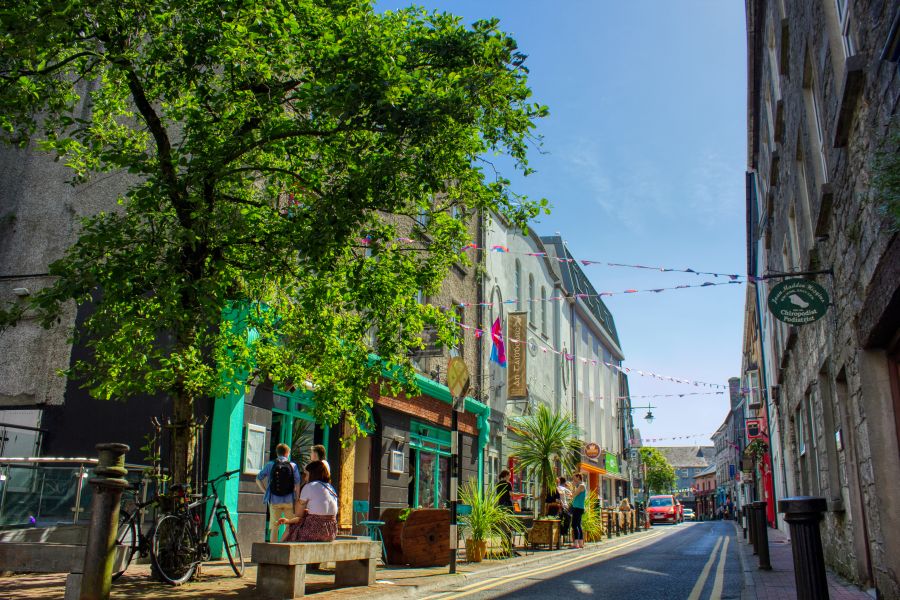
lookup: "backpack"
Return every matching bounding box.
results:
[270,460,295,497]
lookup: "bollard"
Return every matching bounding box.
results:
[741,507,747,539]
[779,497,829,600]
[748,502,758,553]
[615,511,621,537]
[78,443,130,600]
[752,501,771,570]
[606,510,613,540]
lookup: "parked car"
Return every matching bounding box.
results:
[683,508,696,521]
[647,495,679,524]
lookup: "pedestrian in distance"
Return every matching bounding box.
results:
[569,473,586,549]
[256,443,302,542]
[556,476,572,541]
[310,443,329,473]
[495,470,513,508]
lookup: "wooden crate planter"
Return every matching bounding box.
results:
[526,519,560,550]
[381,508,450,567]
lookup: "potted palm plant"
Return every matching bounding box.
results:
[508,404,582,514]
[459,479,524,562]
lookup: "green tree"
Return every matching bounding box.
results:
[0,0,548,482]
[508,404,582,513]
[639,447,676,497]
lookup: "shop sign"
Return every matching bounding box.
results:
[746,419,762,439]
[584,442,601,460]
[767,278,829,325]
[604,452,619,474]
[507,312,528,398]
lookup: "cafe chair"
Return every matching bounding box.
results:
[456,503,472,559]
[353,500,387,564]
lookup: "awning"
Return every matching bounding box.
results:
[579,461,608,475]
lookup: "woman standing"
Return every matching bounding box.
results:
[278,460,338,542]
[569,473,586,549]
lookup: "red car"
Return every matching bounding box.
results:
[648,495,680,524]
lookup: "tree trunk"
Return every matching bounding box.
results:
[338,418,356,533]
[171,392,196,487]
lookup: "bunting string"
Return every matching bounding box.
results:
[443,279,742,308]
[358,236,746,281]
[453,319,728,389]
[629,433,716,444]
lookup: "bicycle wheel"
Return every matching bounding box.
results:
[218,511,244,577]
[112,511,136,581]
[151,514,198,585]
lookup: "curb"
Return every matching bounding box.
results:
[731,520,757,600]
[375,528,659,599]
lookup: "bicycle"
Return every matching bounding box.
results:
[151,469,244,585]
[113,483,158,580]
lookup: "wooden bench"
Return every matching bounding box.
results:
[251,538,380,599]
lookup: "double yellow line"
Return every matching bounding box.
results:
[687,535,730,600]
[423,529,669,600]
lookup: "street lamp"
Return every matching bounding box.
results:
[620,403,656,423]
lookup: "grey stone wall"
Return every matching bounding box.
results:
[748,0,900,596]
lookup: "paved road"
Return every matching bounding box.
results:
[423,521,742,600]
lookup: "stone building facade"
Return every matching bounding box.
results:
[744,1,900,596]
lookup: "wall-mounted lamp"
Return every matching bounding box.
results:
[12,288,30,296]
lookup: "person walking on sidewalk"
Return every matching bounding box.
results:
[256,443,302,542]
[569,473,586,549]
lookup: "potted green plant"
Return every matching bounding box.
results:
[508,404,582,515]
[459,479,525,562]
[745,439,769,461]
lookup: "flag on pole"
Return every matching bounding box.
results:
[490,317,506,367]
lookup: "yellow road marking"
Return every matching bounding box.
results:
[710,536,730,600]
[687,536,723,600]
[423,529,670,599]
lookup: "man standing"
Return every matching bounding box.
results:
[256,443,302,542]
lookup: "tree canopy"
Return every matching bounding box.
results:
[638,447,676,496]
[0,0,547,479]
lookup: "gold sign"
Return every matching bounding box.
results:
[507,312,527,399]
[584,442,601,460]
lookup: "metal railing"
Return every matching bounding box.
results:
[0,457,157,529]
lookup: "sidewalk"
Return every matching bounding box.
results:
[732,521,871,600]
[0,530,655,599]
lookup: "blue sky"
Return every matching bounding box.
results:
[378,1,748,446]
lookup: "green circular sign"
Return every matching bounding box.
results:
[767,279,830,325]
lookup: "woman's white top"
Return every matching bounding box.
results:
[300,481,338,515]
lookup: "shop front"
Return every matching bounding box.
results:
[367,374,489,518]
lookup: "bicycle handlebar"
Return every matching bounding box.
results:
[207,469,241,485]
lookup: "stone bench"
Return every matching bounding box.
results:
[251,538,381,599]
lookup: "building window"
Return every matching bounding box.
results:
[835,0,857,57]
[803,56,828,185]
[796,144,815,244]
[528,274,535,326]
[540,287,547,336]
[788,203,802,270]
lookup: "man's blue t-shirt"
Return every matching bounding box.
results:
[256,456,301,505]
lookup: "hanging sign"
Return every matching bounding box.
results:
[447,356,470,410]
[507,312,528,399]
[767,279,829,325]
[584,442,601,460]
[746,419,762,439]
